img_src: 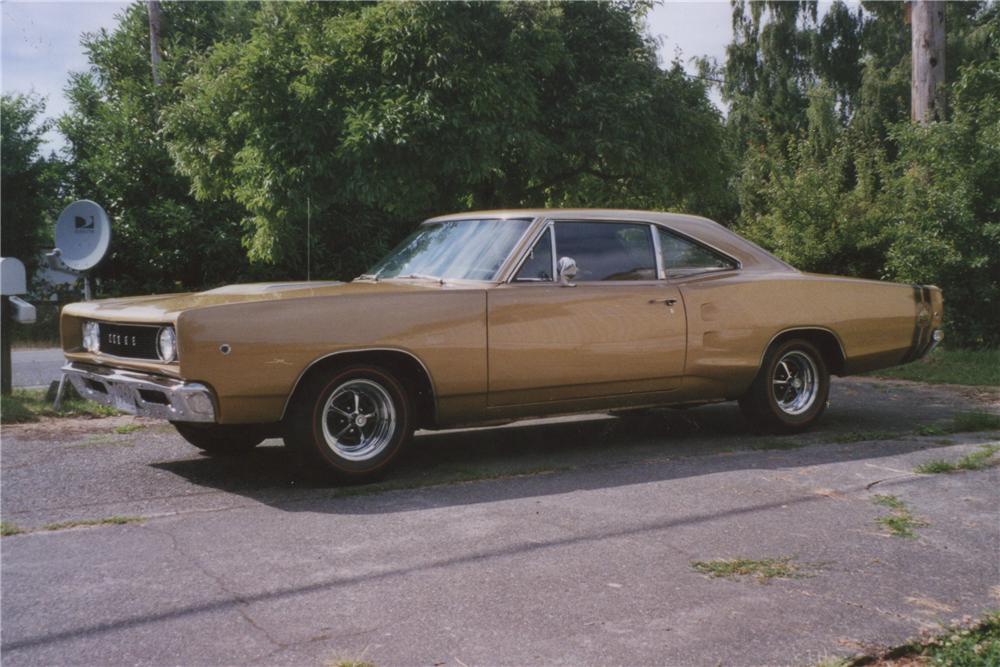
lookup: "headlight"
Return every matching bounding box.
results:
[82,321,100,353]
[157,326,177,363]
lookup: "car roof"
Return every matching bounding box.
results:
[423,209,795,272]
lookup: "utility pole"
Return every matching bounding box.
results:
[147,0,163,87]
[910,0,946,124]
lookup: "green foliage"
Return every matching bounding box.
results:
[0,522,23,537]
[872,494,928,539]
[691,556,808,583]
[162,1,731,275]
[728,1,1000,347]
[59,1,263,295]
[0,388,119,424]
[1,94,62,272]
[870,347,1000,386]
[916,444,1000,474]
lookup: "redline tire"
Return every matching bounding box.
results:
[283,364,413,483]
[738,338,829,433]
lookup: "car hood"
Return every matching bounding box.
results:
[61,280,461,323]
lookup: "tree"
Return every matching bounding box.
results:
[162,1,732,277]
[59,1,260,296]
[728,0,999,346]
[1,94,62,273]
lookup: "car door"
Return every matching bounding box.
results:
[487,219,687,407]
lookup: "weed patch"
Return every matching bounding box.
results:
[43,516,144,532]
[872,495,928,539]
[114,423,144,435]
[691,557,810,583]
[916,444,1000,474]
[1,521,23,537]
[828,431,900,444]
[848,612,1000,666]
[748,438,805,451]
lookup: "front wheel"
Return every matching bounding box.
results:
[738,338,829,433]
[283,365,414,483]
[172,422,265,455]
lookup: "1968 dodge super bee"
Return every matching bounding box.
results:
[61,209,944,480]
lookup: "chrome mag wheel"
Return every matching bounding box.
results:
[320,379,397,461]
[771,350,819,416]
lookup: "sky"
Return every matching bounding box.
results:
[0,1,798,156]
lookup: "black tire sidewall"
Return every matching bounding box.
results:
[295,365,412,477]
[743,338,829,433]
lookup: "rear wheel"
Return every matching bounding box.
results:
[172,422,265,456]
[739,338,829,433]
[283,364,414,483]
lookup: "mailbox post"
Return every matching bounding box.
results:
[1,258,38,395]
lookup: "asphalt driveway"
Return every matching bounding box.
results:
[2,377,998,666]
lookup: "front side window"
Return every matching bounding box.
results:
[513,229,553,282]
[366,218,532,281]
[657,228,736,277]
[554,222,656,281]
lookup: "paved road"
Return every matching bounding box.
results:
[2,378,998,666]
[9,347,63,389]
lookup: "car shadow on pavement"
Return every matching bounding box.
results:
[151,394,960,516]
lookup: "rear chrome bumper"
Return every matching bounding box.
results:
[62,362,216,423]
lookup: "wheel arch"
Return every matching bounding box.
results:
[282,348,438,428]
[760,327,846,376]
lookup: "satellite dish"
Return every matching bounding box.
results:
[54,200,111,272]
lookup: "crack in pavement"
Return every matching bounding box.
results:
[142,523,288,652]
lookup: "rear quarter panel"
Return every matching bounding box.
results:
[677,271,919,398]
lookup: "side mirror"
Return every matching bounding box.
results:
[558,256,578,287]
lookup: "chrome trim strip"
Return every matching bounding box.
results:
[62,362,216,423]
[650,222,665,279]
[502,216,743,285]
[501,218,552,284]
[280,347,438,422]
[549,224,558,282]
[652,222,743,273]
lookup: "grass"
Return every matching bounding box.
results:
[872,495,928,539]
[916,411,1000,437]
[868,347,1000,387]
[828,430,901,444]
[843,612,1000,666]
[691,557,808,583]
[748,437,805,450]
[1,388,120,424]
[1,521,23,537]
[42,516,144,532]
[114,423,144,434]
[916,444,1000,475]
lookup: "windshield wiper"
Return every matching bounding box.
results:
[396,273,445,284]
[355,273,380,282]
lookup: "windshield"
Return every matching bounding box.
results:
[365,218,532,281]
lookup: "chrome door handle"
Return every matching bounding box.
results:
[649,298,677,306]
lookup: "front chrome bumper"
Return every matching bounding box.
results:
[62,362,217,423]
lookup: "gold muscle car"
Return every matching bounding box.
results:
[61,209,944,480]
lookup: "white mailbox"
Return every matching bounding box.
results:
[1,258,37,323]
[1,257,28,295]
